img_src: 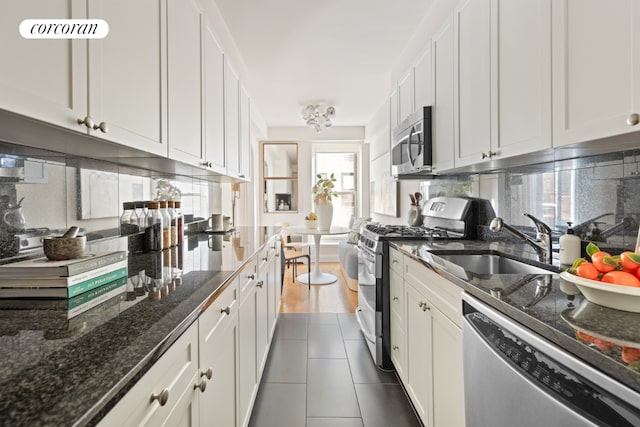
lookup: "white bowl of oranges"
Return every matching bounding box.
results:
[304,212,318,229]
[561,243,640,312]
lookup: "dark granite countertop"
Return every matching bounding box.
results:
[390,240,640,396]
[0,226,279,427]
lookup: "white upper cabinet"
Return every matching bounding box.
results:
[398,69,414,124]
[432,16,455,172]
[239,84,251,180]
[0,1,87,133]
[167,0,204,165]
[413,46,433,113]
[455,0,551,168]
[0,0,168,156]
[203,19,226,174]
[552,0,640,146]
[225,60,241,178]
[89,0,168,156]
[454,0,492,168]
[390,87,399,134]
[492,0,552,158]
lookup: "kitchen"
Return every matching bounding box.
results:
[1,0,640,426]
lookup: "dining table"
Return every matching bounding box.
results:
[283,225,350,285]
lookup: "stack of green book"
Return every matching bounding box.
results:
[0,251,128,298]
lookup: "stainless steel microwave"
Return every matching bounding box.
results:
[391,106,432,177]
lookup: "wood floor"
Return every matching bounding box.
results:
[279,262,358,314]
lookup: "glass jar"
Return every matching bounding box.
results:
[174,200,184,245]
[168,200,178,247]
[145,201,163,251]
[120,202,139,235]
[159,200,171,249]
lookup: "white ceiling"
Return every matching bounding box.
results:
[213,0,435,128]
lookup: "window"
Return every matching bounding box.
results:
[312,146,359,228]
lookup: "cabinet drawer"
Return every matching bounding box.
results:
[239,258,257,302]
[99,323,199,427]
[390,269,404,322]
[199,280,238,343]
[405,255,463,328]
[389,247,404,274]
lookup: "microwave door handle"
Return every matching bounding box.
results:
[405,126,416,166]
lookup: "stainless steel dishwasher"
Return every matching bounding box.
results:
[463,293,640,427]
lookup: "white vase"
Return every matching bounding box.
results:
[315,200,333,231]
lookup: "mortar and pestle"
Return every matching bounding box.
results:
[43,226,86,261]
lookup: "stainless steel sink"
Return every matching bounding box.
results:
[431,252,557,275]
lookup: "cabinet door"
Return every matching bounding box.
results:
[239,84,251,180]
[238,281,257,427]
[198,281,238,427]
[167,0,204,164]
[225,60,241,177]
[389,88,399,134]
[431,307,465,427]
[256,253,270,376]
[552,0,640,146]
[413,46,433,113]
[389,268,406,383]
[432,16,455,172]
[405,283,433,426]
[454,0,492,168]
[0,1,87,132]
[493,0,551,158]
[203,19,226,174]
[398,69,414,123]
[89,0,167,156]
[162,376,200,427]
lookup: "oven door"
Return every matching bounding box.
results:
[355,245,380,362]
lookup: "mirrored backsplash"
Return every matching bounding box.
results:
[0,141,221,261]
[421,150,640,251]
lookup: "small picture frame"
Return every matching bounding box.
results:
[275,193,291,211]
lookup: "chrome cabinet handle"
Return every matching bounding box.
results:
[262,257,268,261]
[248,274,255,280]
[418,301,430,311]
[220,306,231,315]
[393,345,399,351]
[627,113,640,126]
[77,116,95,129]
[393,296,399,301]
[92,121,108,133]
[257,280,264,288]
[201,161,212,168]
[150,388,170,406]
[200,367,213,379]
[392,259,398,264]
[481,151,497,159]
[194,378,207,392]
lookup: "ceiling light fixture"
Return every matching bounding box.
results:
[302,104,336,132]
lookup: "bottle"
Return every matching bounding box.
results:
[134,201,146,231]
[159,200,171,249]
[559,221,581,265]
[168,200,178,247]
[174,200,184,245]
[145,201,163,251]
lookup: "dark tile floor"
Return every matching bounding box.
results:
[249,313,421,427]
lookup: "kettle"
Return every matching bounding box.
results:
[0,196,25,230]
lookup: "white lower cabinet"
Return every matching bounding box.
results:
[390,251,465,427]
[98,323,200,427]
[198,280,239,427]
[100,239,282,427]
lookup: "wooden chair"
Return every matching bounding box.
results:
[281,239,311,290]
[275,222,311,289]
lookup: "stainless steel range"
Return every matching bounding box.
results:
[356,196,492,369]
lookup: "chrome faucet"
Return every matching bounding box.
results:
[490,213,552,264]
